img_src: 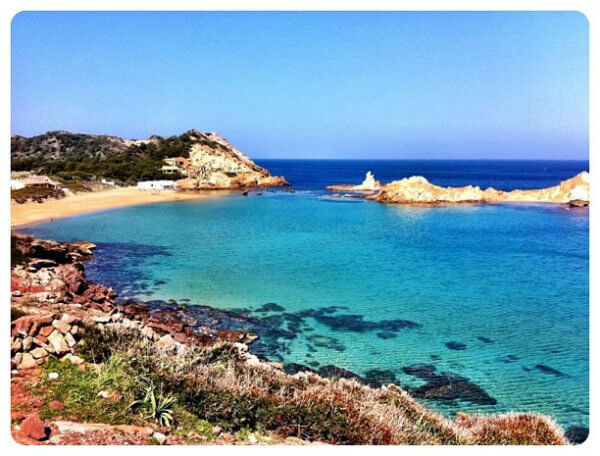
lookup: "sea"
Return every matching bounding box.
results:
[20,159,589,432]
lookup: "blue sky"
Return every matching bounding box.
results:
[12,11,588,159]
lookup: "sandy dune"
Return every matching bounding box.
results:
[11,186,227,227]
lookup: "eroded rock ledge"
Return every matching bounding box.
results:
[327,171,589,206]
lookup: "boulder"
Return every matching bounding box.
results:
[17,353,37,369]
[38,325,54,338]
[20,414,48,441]
[11,338,22,353]
[22,337,34,351]
[64,332,77,347]
[47,330,70,355]
[12,316,33,336]
[156,334,176,350]
[62,354,85,365]
[152,431,167,445]
[49,400,64,410]
[30,314,56,336]
[52,319,71,334]
[30,347,48,359]
[61,314,81,325]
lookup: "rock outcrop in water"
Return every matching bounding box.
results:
[326,171,381,192]
[327,171,589,205]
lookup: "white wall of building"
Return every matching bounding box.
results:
[11,179,25,190]
[137,180,177,190]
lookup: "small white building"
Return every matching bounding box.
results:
[11,179,25,190]
[137,180,177,190]
[101,178,116,186]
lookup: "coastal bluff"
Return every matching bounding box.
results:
[328,171,589,206]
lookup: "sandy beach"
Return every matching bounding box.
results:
[11,186,227,227]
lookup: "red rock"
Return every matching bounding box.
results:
[61,314,81,325]
[173,332,189,344]
[49,400,64,410]
[38,325,53,338]
[456,411,470,421]
[12,316,34,336]
[30,314,55,335]
[20,414,48,440]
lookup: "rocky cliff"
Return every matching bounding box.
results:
[328,172,589,206]
[176,130,289,189]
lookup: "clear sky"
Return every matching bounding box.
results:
[12,11,588,159]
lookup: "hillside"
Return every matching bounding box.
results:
[11,130,286,187]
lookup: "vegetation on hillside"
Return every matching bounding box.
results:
[11,132,192,184]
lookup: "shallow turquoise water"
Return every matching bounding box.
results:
[22,192,589,429]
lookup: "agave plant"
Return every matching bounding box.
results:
[131,378,176,428]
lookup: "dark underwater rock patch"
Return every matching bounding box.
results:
[499,354,520,363]
[306,334,346,352]
[255,302,285,313]
[565,426,589,444]
[376,331,397,339]
[402,364,497,406]
[445,341,467,351]
[283,363,319,375]
[534,364,564,377]
[364,369,398,387]
[477,336,494,344]
[318,365,374,386]
[403,365,438,379]
[85,241,173,299]
[309,312,420,333]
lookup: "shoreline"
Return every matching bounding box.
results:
[11,186,234,228]
[10,232,574,445]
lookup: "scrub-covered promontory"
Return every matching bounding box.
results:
[11,129,289,190]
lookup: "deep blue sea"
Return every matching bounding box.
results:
[21,160,589,431]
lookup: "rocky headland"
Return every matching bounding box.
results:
[10,232,579,445]
[327,171,589,206]
[11,129,290,191]
[175,130,290,190]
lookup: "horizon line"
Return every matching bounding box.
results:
[253,157,589,162]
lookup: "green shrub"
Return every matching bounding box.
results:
[131,378,176,428]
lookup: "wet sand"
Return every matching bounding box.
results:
[11,186,227,227]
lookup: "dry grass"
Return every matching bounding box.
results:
[74,328,568,445]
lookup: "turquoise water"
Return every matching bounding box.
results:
[22,191,589,430]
